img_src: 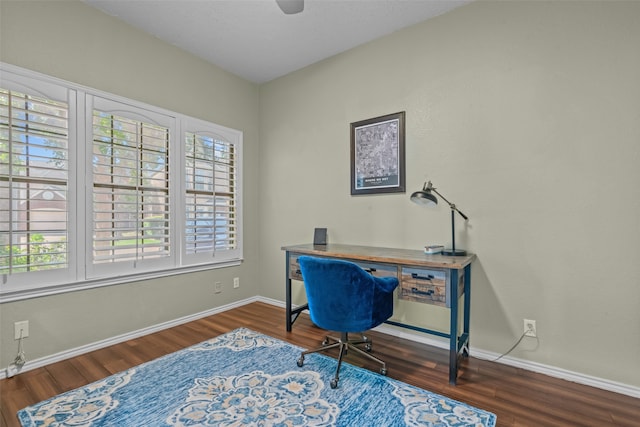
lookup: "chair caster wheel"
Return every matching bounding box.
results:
[380,368,387,376]
[322,339,329,345]
[330,378,339,389]
[364,343,372,352]
[297,356,304,367]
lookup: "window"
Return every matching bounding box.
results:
[88,97,175,279]
[183,117,240,265]
[0,74,76,294]
[0,64,242,301]
[1,87,69,273]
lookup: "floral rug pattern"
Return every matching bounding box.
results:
[168,370,338,426]
[18,328,496,426]
[18,370,134,426]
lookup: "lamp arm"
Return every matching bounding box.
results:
[432,188,468,221]
[453,206,469,221]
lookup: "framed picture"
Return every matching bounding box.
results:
[350,111,405,195]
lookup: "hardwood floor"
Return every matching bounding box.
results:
[1,301,638,426]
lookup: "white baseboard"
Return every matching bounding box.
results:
[3,295,639,400]
[469,348,640,399]
[272,300,640,399]
[375,319,640,399]
[2,296,261,380]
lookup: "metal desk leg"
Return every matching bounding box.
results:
[285,252,293,331]
[463,264,471,357]
[449,268,459,385]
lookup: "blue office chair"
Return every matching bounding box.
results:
[296,255,399,388]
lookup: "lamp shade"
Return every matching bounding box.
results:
[410,183,438,206]
[276,0,304,14]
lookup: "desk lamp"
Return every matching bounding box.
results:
[410,181,468,256]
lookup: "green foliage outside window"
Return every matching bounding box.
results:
[0,234,67,274]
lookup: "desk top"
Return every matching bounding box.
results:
[281,243,475,270]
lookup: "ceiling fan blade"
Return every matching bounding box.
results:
[276,0,304,15]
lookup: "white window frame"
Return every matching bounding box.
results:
[181,116,242,266]
[87,95,177,280]
[0,63,243,302]
[0,68,78,296]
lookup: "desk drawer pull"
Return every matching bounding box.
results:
[411,273,434,281]
[411,287,434,296]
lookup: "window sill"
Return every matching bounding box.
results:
[0,259,242,303]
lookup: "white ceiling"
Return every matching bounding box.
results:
[84,0,471,84]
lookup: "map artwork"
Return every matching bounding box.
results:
[354,118,399,190]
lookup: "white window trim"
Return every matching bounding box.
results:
[0,63,243,303]
[1,67,78,293]
[87,95,177,280]
[181,116,243,267]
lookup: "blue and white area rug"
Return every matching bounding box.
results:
[18,328,496,426]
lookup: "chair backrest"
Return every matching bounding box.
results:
[298,256,398,333]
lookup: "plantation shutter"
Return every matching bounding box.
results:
[0,87,69,276]
[183,121,240,264]
[90,97,172,275]
[1,64,243,300]
[212,138,238,251]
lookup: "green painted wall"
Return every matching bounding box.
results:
[0,1,260,369]
[258,0,640,387]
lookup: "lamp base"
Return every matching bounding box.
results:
[442,248,467,256]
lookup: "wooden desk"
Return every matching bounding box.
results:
[281,243,476,385]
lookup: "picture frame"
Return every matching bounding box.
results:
[350,111,405,195]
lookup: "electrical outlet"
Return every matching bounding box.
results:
[523,319,537,337]
[214,282,223,294]
[233,277,240,288]
[14,321,29,340]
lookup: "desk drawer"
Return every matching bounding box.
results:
[288,254,303,280]
[288,254,397,281]
[354,261,397,278]
[400,267,464,307]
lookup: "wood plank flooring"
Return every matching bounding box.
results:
[1,301,638,426]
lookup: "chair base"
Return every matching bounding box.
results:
[297,332,387,389]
